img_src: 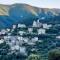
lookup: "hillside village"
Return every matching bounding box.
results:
[0,19,60,60]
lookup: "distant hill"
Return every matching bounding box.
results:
[0,3,60,29]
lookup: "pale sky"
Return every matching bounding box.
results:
[0,0,60,8]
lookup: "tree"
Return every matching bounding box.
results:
[27,53,41,60]
[48,48,60,60]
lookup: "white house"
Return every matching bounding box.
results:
[18,24,26,28]
[0,31,1,35]
[48,24,52,28]
[10,45,20,51]
[23,37,29,43]
[38,28,46,35]
[41,17,45,20]
[14,45,20,51]
[28,28,33,33]
[43,24,52,29]
[17,36,23,41]
[38,40,43,43]
[43,24,48,29]
[20,47,26,55]
[17,36,21,40]
[10,46,16,51]
[6,28,10,32]
[37,19,40,27]
[31,48,36,52]
[11,39,16,45]
[31,37,38,42]
[27,42,35,45]
[1,29,6,35]
[0,39,4,44]
[17,36,24,45]
[13,25,16,29]
[7,32,11,36]
[18,31,25,35]
[33,21,37,27]
[4,36,8,40]
[56,36,60,39]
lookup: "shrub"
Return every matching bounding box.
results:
[48,48,60,60]
[27,53,41,60]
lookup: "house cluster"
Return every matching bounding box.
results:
[0,19,52,36]
[0,19,60,55]
[32,19,52,29]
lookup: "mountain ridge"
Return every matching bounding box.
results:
[0,3,60,16]
[0,3,60,29]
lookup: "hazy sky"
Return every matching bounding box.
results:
[0,0,60,8]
